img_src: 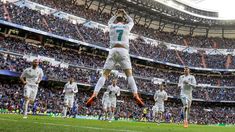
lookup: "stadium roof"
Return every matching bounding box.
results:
[179,0,235,19]
[84,0,235,37]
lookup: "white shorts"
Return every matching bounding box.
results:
[110,97,117,108]
[102,100,111,110]
[103,48,132,70]
[180,95,192,108]
[64,95,74,108]
[24,84,38,101]
[152,104,164,116]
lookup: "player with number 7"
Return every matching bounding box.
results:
[86,9,144,107]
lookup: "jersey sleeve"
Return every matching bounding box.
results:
[117,87,121,96]
[164,92,168,100]
[108,16,117,28]
[125,15,134,30]
[154,91,158,101]
[63,83,67,93]
[189,76,196,87]
[38,68,44,82]
[20,69,27,78]
[178,76,182,88]
[73,84,78,93]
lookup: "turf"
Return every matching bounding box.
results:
[0,114,234,132]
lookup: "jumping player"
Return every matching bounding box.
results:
[86,9,144,107]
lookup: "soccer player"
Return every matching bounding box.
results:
[152,83,168,125]
[86,9,144,107]
[106,79,120,121]
[102,91,111,120]
[178,66,196,128]
[20,59,44,119]
[62,77,78,118]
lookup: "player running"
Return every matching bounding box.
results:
[86,9,144,107]
[62,77,78,118]
[152,83,168,125]
[106,79,120,121]
[178,66,196,128]
[20,59,44,119]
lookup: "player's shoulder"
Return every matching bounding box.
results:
[37,67,43,72]
[179,75,185,78]
[25,67,31,70]
[190,74,195,78]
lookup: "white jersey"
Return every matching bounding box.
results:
[154,90,167,105]
[178,74,196,99]
[102,92,110,104]
[107,84,120,99]
[108,15,134,49]
[20,67,44,87]
[63,82,78,96]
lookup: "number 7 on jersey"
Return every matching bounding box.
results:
[116,30,123,41]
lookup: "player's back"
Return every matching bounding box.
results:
[109,23,132,49]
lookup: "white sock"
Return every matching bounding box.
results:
[94,76,106,93]
[109,112,113,120]
[23,100,29,116]
[63,107,67,117]
[127,76,138,93]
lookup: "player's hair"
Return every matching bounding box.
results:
[116,16,124,22]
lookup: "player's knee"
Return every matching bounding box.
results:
[124,69,132,77]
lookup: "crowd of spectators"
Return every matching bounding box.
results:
[0,2,233,70]
[0,82,234,124]
[0,49,235,101]
[1,37,235,87]
[27,0,235,49]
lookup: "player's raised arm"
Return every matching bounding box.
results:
[108,10,119,26]
[123,10,134,29]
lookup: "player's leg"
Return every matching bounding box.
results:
[116,48,143,106]
[86,69,112,106]
[123,69,144,106]
[67,98,74,117]
[86,49,116,106]
[63,96,69,117]
[187,100,192,122]
[102,102,108,120]
[23,85,30,118]
[109,100,116,121]
[158,105,164,124]
[181,96,189,128]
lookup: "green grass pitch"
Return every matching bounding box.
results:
[0,114,234,132]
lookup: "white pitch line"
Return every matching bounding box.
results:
[0,117,142,132]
